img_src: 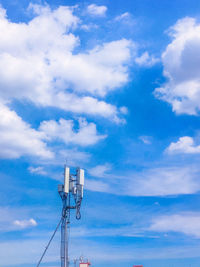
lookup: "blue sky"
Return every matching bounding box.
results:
[1,0,200,266]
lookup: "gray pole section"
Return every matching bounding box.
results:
[61,217,69,267]
[64,219,69,267]
[61,217,65,267]
[61,197,69,267]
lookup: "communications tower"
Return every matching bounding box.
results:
[58,166,84,267]
[36,166,85,267]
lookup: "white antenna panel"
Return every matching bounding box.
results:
[77,168,84,186]
[64,166,70,193]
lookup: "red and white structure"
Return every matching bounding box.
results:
[80,263,91,267]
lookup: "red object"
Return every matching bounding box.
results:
[80,263,91,267]
[133,266,143,267]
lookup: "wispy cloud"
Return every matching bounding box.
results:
[28,166,47,175]
[115,12,131,21]
[86,165,200,196]
[0,239,59,266]
[85,179,109,193]
[2,237,200,266]
[139,135,152,145]
[88,163,112,178]
[86,4,107,16]
[114,12,135,27]
[70,225,147,238]
[13,218,37,228]
[149,213,200,238]
[135,52,160,67]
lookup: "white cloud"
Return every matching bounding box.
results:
[126,166,200,196]
[2,237,200,266]
[0,206,43,232]
[87,4,107,16]
[88,163,112,177]
[85,179,110,193]
[80,23,98,31]
[155,17,200,115]
[75,39,133,96]
[47,92,125,123]
[0,239,59,266]
[135,51,159,67]
[28,166,47,175]
[115,12,130,21]
[0,103,53,159]
[0,101,97,160]
[149,213,200,238]
[0,4,132,122]
[114,12,135,27]
[0,3,133,160]
[87,165,200,196]
[13,218,37,229]
[1,206,200,266]
[70,225,144,238]
[39,118,106,146]
[139,135,152,144]
[166,136,200,154]
[29,147,90,177]
[40,148,90,170]
[119,106,128,114]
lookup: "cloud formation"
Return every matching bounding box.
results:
[0,103,53,159]
[139,135,152,144]
[155,17,200,115]
[127,166,200,196]
[88,163,112,177]
[28,166,47,175]
[40,118,106,146]
[0,3,135,159]
[135,52,159,67]
[87,165,200,196]
[87,4,107,16]
[13,218,37,229]
[0,4,132,122]
[115,12,131,21]
[0,102,105,159]
[150,213,200,238]
[0,206,40,233]
[167,136,200,154]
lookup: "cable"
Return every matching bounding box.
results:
[36,217,62,267]
[76,199,82,220]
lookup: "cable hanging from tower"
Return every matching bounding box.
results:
[36,217,62,267]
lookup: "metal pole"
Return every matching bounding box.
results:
[59,166,84,267]
[61,196,69,267]
[61,217,66,267]
[64,219,69,267]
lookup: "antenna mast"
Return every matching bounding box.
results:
[58,166,84,267]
